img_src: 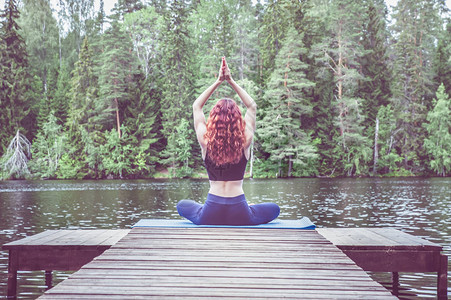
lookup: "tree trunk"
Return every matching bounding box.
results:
[115,98,121,138]
[373,117,379,175]
[337,23,346,150]
[287,156,292,177]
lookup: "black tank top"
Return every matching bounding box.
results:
[204,150,248,181]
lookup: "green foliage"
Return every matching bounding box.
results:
[29,112,66,179]
[160,0,195,175]
[359,0,391,129]
[258,27,318,177]
[423,84,451,176]
[1,0,450,179]
[165,118,194,178]
[374,105,403,174]
[18,0,59,91]
[433,22,451,96]
[259,0,298,82]
[53,63,71,125]
[124,72,162,174]
[65,37,98,172]
[389,0,443,173]
[252,156,282,178]
[56,154,84,179]
[122,6,164,79]
[97,17,138,134]
[311,0,372,176]
[99,127,136,179]
[0,0,32,154]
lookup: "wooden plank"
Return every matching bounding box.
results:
[41,285,396,298]
[317,227,447,298]
[39,295,396,300]
[129,227,322,238]
[58,276,385,288]
[92,255,353,265]
[45,277,388,292]
[39,292,396,300]
[100,250,349,259]
[96,229,130,246]
[3,230,130,250]
[3,230,71,248]
[37,227,396,299]
[317,228,441,250]
[85,259,362,270]
[343,249,442,272]
[81,264,365,274]
[13,248,107,271]
[66,266,373,279]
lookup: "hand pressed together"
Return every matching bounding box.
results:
[218,56,232,82]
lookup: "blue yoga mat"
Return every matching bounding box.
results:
[133,218,315,230]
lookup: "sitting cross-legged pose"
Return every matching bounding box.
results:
[177,57,280,225]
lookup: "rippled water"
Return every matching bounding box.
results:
[0,178,450,299]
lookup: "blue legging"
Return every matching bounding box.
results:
[177,193,280,225]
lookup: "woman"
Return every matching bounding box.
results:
[177,57,280,225]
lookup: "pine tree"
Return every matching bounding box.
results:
[233,0,259,82]
[173,118,194,178]
[99,127,135,179]
[18,0,59,93]
[423,84,451,176]
[390,0,443,173]
[29,112,66,179]
[52,63,71,125]
[0,0,32,155]
[359,0,391,128]
[358,0,392,174]
[259,0,296,83]
[258,27,317,177]
[160,0,195,175]
[374,105,403,175]
[189,0,241,99]
[432,22,451,96]
[56,0,96,69]
[122,6,164,79]
[97,16,138,138]
[295,0,337,176]
[314,0,372,176]
[124,71,163,176]
[112,0,144,16]
[65,37,99,178]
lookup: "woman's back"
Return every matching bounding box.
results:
[176,57,279,225]
[204,147,250,197]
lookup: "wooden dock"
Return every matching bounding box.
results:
[318,228,448,299]
[3,229,130,298]
[35,227,396,299]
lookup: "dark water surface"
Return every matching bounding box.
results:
[0,178,450,299]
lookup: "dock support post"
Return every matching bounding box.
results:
[437,254,448,300]
[7,250,17,299]
[45,270,53,289]
[391,272,399,296]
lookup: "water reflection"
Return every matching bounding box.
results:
[0,178,450,299]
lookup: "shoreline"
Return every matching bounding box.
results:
[1,173,449,181]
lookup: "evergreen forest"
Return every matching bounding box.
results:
[0,0,450,180]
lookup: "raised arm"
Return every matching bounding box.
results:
[222,58,257,138]
[228,78,257,133]
[193,68,223,148]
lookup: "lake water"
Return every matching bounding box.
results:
[0,178,450,299]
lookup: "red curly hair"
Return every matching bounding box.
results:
[204,98,246,166]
